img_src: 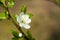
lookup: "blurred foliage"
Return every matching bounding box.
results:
[28,13,33,18]
[11,30,19,38]
[0,11,8,20]
[0,0,6,3]
[13,14,18,20]
[27,30,35,40]
[0,1,3,6]
[7,0,14,7]
[11,30,20,40]
[12,37,19,40]
[21,5,26,13]
[56,0,60,5]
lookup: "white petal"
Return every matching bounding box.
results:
[22,14,29,20]
[23,24,30,29]
[17,12,24,23]
[19,12,24,21]
[21,14,29,23]
[19,33,22,37]
[19,23,24,27]
[25,19,31,24]
[17,16,20,23]
[19,12,24,18]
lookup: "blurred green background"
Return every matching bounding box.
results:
[0,0,60,40]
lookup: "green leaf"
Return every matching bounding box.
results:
[0,0,6,3]
[0,12,8,20]
[7,0,14,7]
[12,37,19,40]
[5,11,9,18]
[21,5,26,13]
[28,13,33,18]
[11,30,19,38]
[27,30,35,40]
[27,30,32,39]
[13,14,18,20]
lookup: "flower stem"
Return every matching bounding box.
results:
[2,2,29,40]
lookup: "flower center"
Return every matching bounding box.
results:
[21,19,26,24]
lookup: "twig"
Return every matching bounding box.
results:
[2,2,29,40]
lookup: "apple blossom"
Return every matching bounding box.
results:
[17,12,31,29]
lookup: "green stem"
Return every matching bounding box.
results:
[2,2,29,40]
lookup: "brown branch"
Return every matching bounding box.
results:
[2,2,29,40]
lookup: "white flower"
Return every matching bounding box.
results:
[19,33,22,37]
[17,12,31,29]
